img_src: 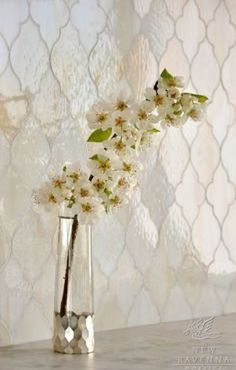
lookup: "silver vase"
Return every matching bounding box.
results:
[53,215,94,354]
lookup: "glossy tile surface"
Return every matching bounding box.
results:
[0,0,236,345]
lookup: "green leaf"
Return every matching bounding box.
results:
[87,128,112,142]
[104,188,112,197]
[89,154,99,161]
[63,165,67,172]
[160,68,173,80]
[182,93,208,103]
[147,128,160,134]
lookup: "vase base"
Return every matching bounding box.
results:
[53,311,94,354]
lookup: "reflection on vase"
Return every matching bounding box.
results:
[53,215,94,354]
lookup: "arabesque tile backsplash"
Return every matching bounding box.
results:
[0,0,236,345]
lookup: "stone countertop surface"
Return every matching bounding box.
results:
[0,314,236,370]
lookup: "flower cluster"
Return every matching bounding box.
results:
[34,69,208,223]
[33,166,104,223]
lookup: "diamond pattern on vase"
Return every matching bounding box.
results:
[53,312,94,354]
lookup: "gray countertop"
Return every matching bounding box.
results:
[0,314,236,370]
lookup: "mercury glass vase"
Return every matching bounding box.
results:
[53,215,94,354]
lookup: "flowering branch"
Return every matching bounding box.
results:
[33,69,208,222]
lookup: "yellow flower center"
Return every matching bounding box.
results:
[114,140,125,151]
[80,188,89,197]
[115,116,126,128]
[138,110,148,120]
[52,179,65,189]
[98,159,111,172]
[110,195,122,206]
[69,172,80,183]
[81,202,93,213]
[116,100,128,111]
[154,95,164,106]
[123,162,132,172]
[165,114,175,123]
[97,112,108,123]
[118,177,127,187]
[93,179,105,191]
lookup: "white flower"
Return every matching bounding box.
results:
[33,182,61,211]
[167,87,181,100]
[91,174,107,193]
[140,131,158,149]
[103,136,132,157]
[160,113,188,128]
[121,126,141,148]
[187,104,205,121]
[86,102,112,129]
[76,197,104,224]
[132,100,158,130]
[159,75,185,89]
[108,91,133,112]
[121,156,143,176]
[74,179,95,198]
[111,110,131,135]
[89,149,121,175]
[144,88,168,108]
